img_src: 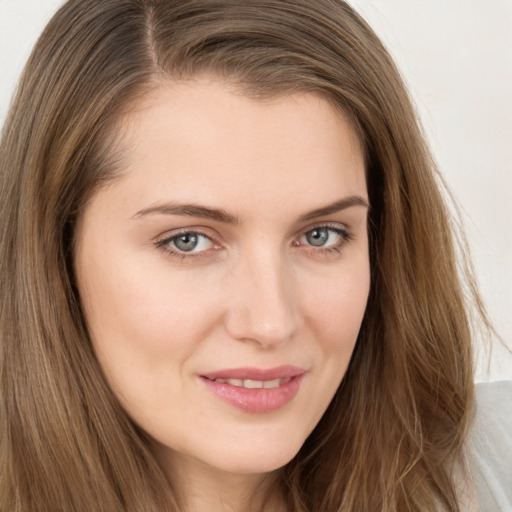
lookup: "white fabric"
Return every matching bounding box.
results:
[470,381,512,511]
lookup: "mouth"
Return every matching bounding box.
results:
[207,377,292,389]
[199,366,306,413]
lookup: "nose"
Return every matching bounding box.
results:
[223,246,299,348]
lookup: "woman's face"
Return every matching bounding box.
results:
[75,78,370,477]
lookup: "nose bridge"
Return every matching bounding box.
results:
[225,242,298,346]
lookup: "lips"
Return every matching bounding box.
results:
[200,366,305,413]
[209,377,291,389]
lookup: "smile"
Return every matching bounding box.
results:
[211,377,291,389]
[200,366,305,413]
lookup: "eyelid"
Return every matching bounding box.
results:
[153,223,226,244]
[154,227,222,259]
[296,221,352,240]
[293,222,354,254]
[153,224,217,242]
[154,221,354,260]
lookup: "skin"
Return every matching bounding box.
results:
[74,77,370,512]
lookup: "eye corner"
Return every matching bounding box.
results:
[154,229,223,261]
[293,223,355,256]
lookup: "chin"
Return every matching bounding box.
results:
[210,442,302,475]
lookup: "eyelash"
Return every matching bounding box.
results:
[155,224,354,261]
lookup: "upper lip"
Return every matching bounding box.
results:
[201,365,306,381]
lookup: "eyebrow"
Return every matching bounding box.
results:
[297,196,370,222]
[133,203,240,224]
[133,195,369,224]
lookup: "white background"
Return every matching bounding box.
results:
[1,0,511,381]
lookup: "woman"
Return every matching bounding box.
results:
[0,0,492,510]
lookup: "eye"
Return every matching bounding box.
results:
[299,226,350,248]
[156,230,216,257]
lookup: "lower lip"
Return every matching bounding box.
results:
[200,375,304,413]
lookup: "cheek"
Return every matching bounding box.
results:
[282,259,370,437]
[78,259,225,425]
[81,255,223,363]
[302,258,370,346]
[76,256,228,436]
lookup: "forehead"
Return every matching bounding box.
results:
[98,77,367,221]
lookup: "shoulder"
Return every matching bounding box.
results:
[469,380,512,511]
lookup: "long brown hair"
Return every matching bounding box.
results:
[0,1,479,510]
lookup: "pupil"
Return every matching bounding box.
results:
[175,233,198,252]
[307,228,328,246]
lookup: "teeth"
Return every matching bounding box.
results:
[213,378,288,389]
[263,379,281,388]
[243,379,263,388]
